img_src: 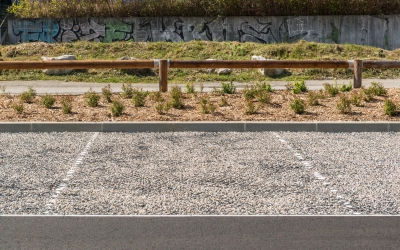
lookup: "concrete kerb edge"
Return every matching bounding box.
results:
[0,122,400,133]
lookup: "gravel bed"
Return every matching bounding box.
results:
[53,132,350,215]
[0,132,93,214]
[280,132,400,215]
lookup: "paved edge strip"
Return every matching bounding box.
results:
[0,122,400,133]
[1,216,400,249]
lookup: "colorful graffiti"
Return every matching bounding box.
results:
[8,16,396,50]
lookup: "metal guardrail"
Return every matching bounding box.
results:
[0,59,398,92]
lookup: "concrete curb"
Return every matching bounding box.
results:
[1,122,400,132]
[1,215,400,249]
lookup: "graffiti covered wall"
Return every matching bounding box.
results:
[7,16,400,49]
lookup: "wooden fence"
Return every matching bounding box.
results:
[0,59,399,92]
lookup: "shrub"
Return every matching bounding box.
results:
[244,100,258,115]
[132,88,148,107]
[20,86,37,103]
[219,97,229,107]
[242,85,257,101]
[121,83,134,99]
[292,80,308,94]
[221,81,236,94]
[102,84,113,102]
[185,82,195,93]
[256,90,272,104]
[11,101,24,114]
[85,88,100,107]
[350,92,363,107]
[200,98,216,114]
[40,93,56,108]
[384,99,397,116]
[324,83,340,97]
[170,86,184,109]
[61,96,73,114]
[155,100,171,115]
[110,100,125,117]
[256,82,274,92]
[307,91,320,106]
[360,87,375,102]
[337,95,352,114]
[149,91,163,102]
[290,98,306,114]
[369,82,387,96]
[340,83,353,92]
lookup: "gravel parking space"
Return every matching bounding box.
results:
[0,132,93,214]
[280,132,400,215]
[52,132,349,215]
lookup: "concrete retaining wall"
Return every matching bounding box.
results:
[7,15,400,49]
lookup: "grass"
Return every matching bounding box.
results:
[11,101,24,114]
[2,41,400,83]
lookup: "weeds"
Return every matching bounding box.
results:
[369,82,387,96]
[40,93,56,108]
[350,92,363,107]
[185,82,195,93]
[244,100,258,115]
[102,84,113,102]
[122,83,134,99]
[200,98,216,114]
[256,82,274,92]
[337,95,352,114]
[360,87,375,102]
[340,83,353,92]
[11,101,24,114]
[256,90,272,104]
[219,96,229,107]
[324,83,340,97]
[110,100,125,117]
[290,98,306,114]
[61,96,73,114]
[170,86,184,109]
[221,81,236,94]
[307,91,320,106]
[155,100,171,115]
[20,87,37,103]
[132,88,148,107]
[242,85,257,101]
[149,91,163,102]
[384,99,397,116]
[85,88,100,107]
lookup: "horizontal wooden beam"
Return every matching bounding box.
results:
[363,60,400,69]
[0,60,155,70]
[169,60,350,69]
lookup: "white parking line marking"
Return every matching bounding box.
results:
[272,132,361,215]
[44,132,99,214]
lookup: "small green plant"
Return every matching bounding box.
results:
[40,93,56,108]
[110,100,125,117]
[369,82,387,96]
[290,98,306,114]
[307,91,320,106]
[340,83,353,92]
[185,82,195,93]
[170,86,184,109]
[102,84,113,102]
[85,88,100,107]
[219,96,229,107]
[256,90,272,104]
[211,87,224,96]
[132,88,148,107]
[61,96,73,114]
[155,100,171,115]
[242,85,257,101]
[199,83,204,93]
[244,100,259,115]
[360,87,375,102]
[324,83,340,97]
[256,82,274,92]
[292,79,308,94]
[384,99,397,116]
[149,91,163,102]
[221,81,236,94]
[199,98,216,114]
[349,92,363,107]
[20,86,37,103]
[337,95,352,114]
[121,83,134,99]
[11,101,24,114]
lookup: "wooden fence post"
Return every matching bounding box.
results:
[159,60,168,92]
[353,60,363,88]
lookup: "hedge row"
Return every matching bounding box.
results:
[9,0,400,18]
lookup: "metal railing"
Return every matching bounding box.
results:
[0,59,398,92]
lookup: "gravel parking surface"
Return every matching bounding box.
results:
[0,132,93,214]
[1,132,399,215]
[280,132,400,215]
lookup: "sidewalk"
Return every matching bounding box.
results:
[0,79,399,94]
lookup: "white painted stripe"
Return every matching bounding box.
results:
[44,132,99,214]
[272,132,361,215]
